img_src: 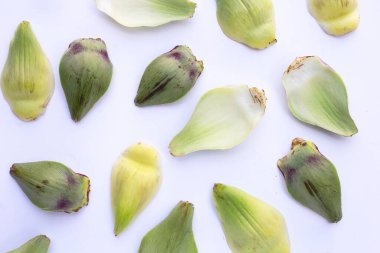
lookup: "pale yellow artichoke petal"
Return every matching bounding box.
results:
[111,143,161,236]
[308,0,359,36]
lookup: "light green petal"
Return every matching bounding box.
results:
[308,0,359,36]
[139,201,198,253]
[216,0,276,49]
[213,184,290,253]
[7,235,50,253]
[169,85,266,156]
[282,56,358,136]
[1,21,54,121]
[96,0,196,27]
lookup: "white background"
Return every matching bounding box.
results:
[0,0,379,252]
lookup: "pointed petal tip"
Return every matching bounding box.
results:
[71,114,81,122]
[169,140,188,157]
[249,37,277,50]
[329,213,343,223]
[213,183,225,194]
[179,200,193,207]
[18,20,31,29]
[113,222,126,237]
[344,124,359,137]
[10,164,17,173]
[277,159,286,177]
[197,60,204,71]
[168,148,180,157]
[134,97,143,107]
[40,234,50,239]
[34,235,50,243]
[291,138,307,149]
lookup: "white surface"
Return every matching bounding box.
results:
[0,0,378,252]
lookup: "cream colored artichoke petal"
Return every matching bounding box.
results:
[96,0,196,27]
[169,85,266,156]
[111,143,161,236]
[307,0,359,36]
[282,56,358,137]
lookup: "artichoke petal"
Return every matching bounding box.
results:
[135,45,203,106]
[112,143,161,236]
[139,201,198,253]
[308,0,359,36]
[59,38,113,122]
[282,56,358,136]
[216,0,276,49]
[277,138,342,222]
[10,161,90,213]
[1,21,54,121]
[7,235,50,253]
[169,85,266,156]
[96,0,196,27]
[213,184,290,253]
